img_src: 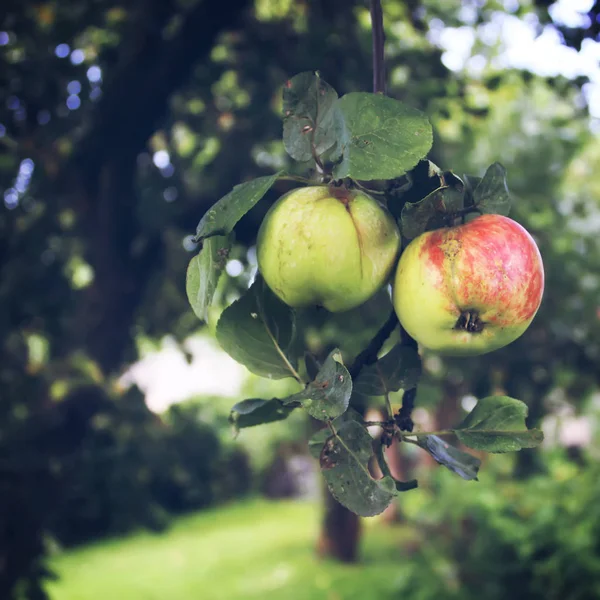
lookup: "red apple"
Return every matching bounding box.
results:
[393,214,544,356]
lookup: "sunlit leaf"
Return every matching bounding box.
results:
[195,173,282,242]
[185,235,230,321]
[333,92,432,181]
[455,396,544,453]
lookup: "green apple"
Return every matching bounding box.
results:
[393,214,544,356]
[257,185,401,312]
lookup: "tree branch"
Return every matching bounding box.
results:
[396,323,419,432]
[370,0,386,94]
[396,388,416,432]
[349,311,398,379]
[370,0,420,429]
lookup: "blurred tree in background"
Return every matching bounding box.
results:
[1,0,600,598]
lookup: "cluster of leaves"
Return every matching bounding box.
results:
[394,453,600,600]
[186,72,543,517]
[398,160,511,240]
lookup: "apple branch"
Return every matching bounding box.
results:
[348,311,399,379]
[368,0,420,431]
[394,323,418,431]
[370,0,386,94]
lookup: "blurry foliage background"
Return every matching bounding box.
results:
[1,0,600,598]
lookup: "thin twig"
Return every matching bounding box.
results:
[370,0,386,94]
[364,420,390,427]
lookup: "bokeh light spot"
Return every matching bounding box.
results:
[70,49,85,65]
[66,95,81,110]
[67,80,82,95]
[153,150,170,169]
[55,43,70,58]
[87,66,102,83]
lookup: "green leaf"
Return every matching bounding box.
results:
[308,409,362,458]
[303,352,321,381]
[375,442,418,492]
[195,173,281,242]
[462,174,482,205]
[353,344,421,396]
[216,277,299,380]
[454,396,544,453]
[472,162,511,216]
[310,414,398,516]
[282,349,351,420]
[185,235,230,321]
[386,159,444,221]
[282,72,341,163]
[415,435,481,481]
[229,398,295,431]
[333,92,432,181]
[401,185,464,240]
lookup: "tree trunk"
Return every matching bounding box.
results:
[381,436,407,523]
[311,408,362,562]
[54,0,252,374]
[316,483,361,562]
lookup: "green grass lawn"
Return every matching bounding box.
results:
[46,499,418,600]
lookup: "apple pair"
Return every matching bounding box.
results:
[257,185,544,356]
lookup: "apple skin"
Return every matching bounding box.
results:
[393,214,544,356]
[257,185,401,312]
